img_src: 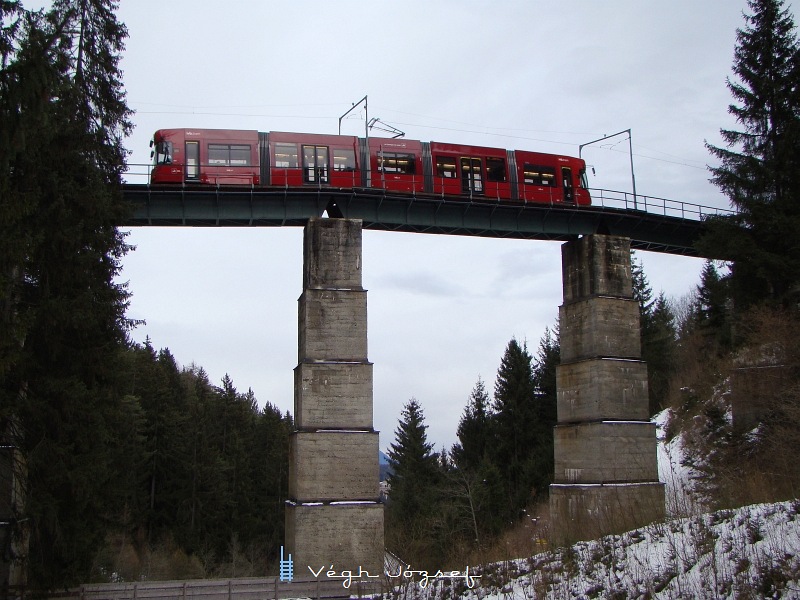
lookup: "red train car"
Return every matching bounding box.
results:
[368,137,425,194]
[268,131,361,189]
[429,141,512,199]
[150,128,590,206]
[515,150,590,205]
[150,129,260,185]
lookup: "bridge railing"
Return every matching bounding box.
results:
[587,188,735,220]
[122,164,735,224]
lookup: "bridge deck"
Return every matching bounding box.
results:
[122,185,717,256]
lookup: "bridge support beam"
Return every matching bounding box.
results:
[550,234,664,541]
[285,218,383,576]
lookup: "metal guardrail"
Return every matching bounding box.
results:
[122,164,734,224]
[20,576,382,600]
[587,188,735,220]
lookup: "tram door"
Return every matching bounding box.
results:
[461,157,483,195]
[562,167,574,203]
[302,145,329,184]
[185,141,199,181]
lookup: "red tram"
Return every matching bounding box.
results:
[149,128,591,206]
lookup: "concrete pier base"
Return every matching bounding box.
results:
[285,218,383,575]
[551,235,664,541]
[285,503,384,575]
[550,482,666,542]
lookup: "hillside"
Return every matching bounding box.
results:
[389,411,800,599]
[407,500,800,599]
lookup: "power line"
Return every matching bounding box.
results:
[132,105,711,171]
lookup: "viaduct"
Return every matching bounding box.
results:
[1,185,725,586]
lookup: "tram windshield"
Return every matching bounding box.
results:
[580,168,589,189]
[153,140,173,165]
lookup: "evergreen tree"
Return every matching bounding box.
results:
[532,325,560,417]
[644,293,678,414]
[528,325,560,495]
[251,401,291,562]
[452,377,491,472]
[631,254,655,320]
[703,0,800,308]
[696,261,733,349]
[142,348,191,544]
[632,256,678,414]
[0,0,133,586]
[385,399,447,567]
[490,338,538,519]
[180,366,227,553]
[212,375,260,558]
[0,2,23,62]
[450,377,506,542]
[386,399,439,527]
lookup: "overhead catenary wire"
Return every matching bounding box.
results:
[131,102,711,171]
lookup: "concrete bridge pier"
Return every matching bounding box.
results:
[550,234,665,541]
[285,218,383,576]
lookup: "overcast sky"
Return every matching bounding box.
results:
[108,0,766,451]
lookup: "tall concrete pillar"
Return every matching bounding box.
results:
[550,235,664,541]
[285,218,383,576]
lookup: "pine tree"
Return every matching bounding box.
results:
[140,348,191,544]
[632,256,678,414]
[210,374,260,559]
[644,293,678,414]
[696,261,732,349]
[181,366,228,553]
[450,377,505,543]
[0,0,133,585]
[452,377,491,472]
[51,0,132,174]
[386,399,439,527]
[528,325,560,495]
[703,0,800,308]
[631,254,655,321]
[532,325,559,418]
[385,399,446,567]
[251,401,291,562]
[0,2,23,60]
[490,338,538,519]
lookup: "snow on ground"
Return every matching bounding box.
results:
[654,408,702,517]
[385,411,800,598]
[401,500,800,599]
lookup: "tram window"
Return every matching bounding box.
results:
[154,141,173,165]
[208,145,227,165]
[229,145,250,165]
[333,148,356,172]
[379,152,416,175]
[274,143,299,168]
[208,144,251,166]
[486,157,506,182]
[523,164,556,186]
[436,156,457,178]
